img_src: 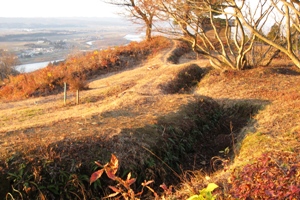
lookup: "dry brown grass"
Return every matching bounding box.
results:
[0,39,219,198]
[0,37,171,101]
[1,39,299,199]
[173,63,300,199]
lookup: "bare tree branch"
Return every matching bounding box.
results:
[103,0,158,41]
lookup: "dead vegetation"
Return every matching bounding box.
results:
[0,37,171,102]
[160,63,206,94]
[0,38,300,199]
[175,64,300,199]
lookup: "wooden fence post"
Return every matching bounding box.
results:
[64,82,67,105]
[76,90,79,105]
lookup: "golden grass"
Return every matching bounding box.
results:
[0,41,216,199]
[1,38,300,198]
[172,64,300,199]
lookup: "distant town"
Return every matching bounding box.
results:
[0,17,140,67]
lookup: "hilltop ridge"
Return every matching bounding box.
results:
[0,38,300,199]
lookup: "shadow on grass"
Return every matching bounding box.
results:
[267,66,300,76]
[160,65,211,94]
[0,96,270,199]
[166,40,191,64]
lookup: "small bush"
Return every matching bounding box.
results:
[65,73,88,91]
[230,151,300,199]
[0,51,20,81]
[90,154,158,199]
[187,183,219,200]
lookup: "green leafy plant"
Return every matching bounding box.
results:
[90,154,158,199]
[7,163,45,199]
[187,183,219,200]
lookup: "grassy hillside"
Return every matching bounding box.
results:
[0,37,300,199]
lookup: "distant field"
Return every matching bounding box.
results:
[0,17,139,64]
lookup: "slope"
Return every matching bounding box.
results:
[0,39,226,198]
[0,38,299,199]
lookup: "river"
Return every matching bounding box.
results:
[15,60,63,73]
[15,34,144,73]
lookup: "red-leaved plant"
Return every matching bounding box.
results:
[90,154,159,199]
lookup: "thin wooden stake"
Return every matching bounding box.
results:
[76,90,79,105]
[64,82,67,105]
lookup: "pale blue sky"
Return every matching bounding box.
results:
[0,0,121,18]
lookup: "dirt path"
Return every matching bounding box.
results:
[2,37,300,199]
[0,39,211,134]
[0,39,205,158]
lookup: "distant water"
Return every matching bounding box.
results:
[124,33,145,42]
[16,60,63,73]
[86,41,94,46]
[15,35,144,73]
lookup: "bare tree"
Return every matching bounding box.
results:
[234,0,284,67]
[231,0,300,69]
[104,0,159,41]
[159,0,256,70]
[0,50,19,82]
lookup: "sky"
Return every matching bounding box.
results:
[0,0,121,18]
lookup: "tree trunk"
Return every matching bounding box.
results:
[262,49,281,67]
[235,4,300,69]
[288,53,300,68]
[146,23,152,41]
